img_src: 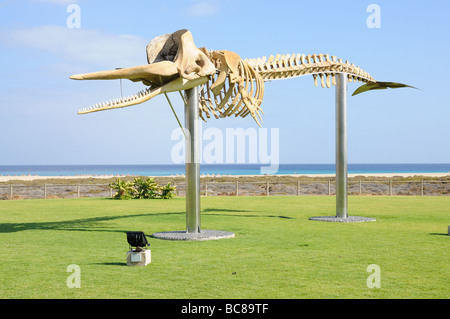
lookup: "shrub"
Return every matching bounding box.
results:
[109,178,136,200]
[109,178,177,200]
[133,177,159,199]
[159,182,178,199]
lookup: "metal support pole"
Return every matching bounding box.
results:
[185,87,201,233]
[310,73,375,223]
[336,73,348,219]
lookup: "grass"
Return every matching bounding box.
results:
[0,196,448,299]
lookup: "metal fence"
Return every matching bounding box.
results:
[0,184,112,200]
[0,180,448,200]
[203,180,449,197]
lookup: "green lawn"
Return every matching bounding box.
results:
[0,196,448,299]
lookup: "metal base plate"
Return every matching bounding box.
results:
[309,216,376,223]
[151,230,235,241]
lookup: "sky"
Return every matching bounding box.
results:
[0,0,449,165]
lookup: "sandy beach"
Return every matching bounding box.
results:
[0,175,116,182]
[0,172,449,183]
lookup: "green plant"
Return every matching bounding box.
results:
[159,182,177,199]
[109,178,136,199]
[109,178,177,200]
[133,177,159,199]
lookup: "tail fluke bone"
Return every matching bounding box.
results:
[352,81,417,96]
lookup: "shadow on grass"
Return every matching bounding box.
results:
[0,212,183,234]
[93,262,128,267]
[0,208,293,234]
[203,208,294,220]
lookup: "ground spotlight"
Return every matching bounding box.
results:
[126,231,150,252]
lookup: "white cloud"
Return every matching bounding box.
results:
[186,1,219,17]
[2,25,148,67]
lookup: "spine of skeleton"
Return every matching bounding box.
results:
[244,53,376,88]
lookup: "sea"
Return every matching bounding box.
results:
[0,164,449,177]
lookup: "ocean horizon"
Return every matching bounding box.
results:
[0,163,449,177]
